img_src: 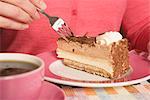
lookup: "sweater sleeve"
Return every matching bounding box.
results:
[122,0,150,52]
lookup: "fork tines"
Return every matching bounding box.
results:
[52,18,73,41]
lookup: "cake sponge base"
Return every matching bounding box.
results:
[63,59,112,78]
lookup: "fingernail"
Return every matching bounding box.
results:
[27,18,33,24]
[40,1,47,10]
[22,24,29,29]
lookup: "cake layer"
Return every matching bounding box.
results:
[57,49,113,74]
[57,37,112,59]
[63,59,112,78]
[57,38,128,60]
[57,36,129,78]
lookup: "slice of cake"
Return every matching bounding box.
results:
[56,32,129,79]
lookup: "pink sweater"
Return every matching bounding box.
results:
[0,0,150,54]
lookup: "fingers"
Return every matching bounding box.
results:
[1,0,42,20]
[0,0,47,30]
[147,55,150,60]
[129,50,137,54]
[147,41,150,53]
[0,1,33,24]
[147,41,150,60]
[0,16,29,30]
[139,52,148,58]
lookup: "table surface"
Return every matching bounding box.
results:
[37,51,150,100]
[61,80,150,100]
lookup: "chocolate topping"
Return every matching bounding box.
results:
[61,36,96,45]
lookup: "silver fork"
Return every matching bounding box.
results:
[39,10,74,42]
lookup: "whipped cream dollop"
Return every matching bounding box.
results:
[96,31,123,45]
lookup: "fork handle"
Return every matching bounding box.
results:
[36,8,50,17]
[39,10,51,18]
[37,9,59,26]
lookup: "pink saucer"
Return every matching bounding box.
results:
[38,81,65,100]
[37,51,150,87]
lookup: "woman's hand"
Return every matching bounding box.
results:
[0,0,46,30]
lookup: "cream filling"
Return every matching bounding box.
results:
[57,49,113,74]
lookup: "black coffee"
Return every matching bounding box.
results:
[0,61,39,76]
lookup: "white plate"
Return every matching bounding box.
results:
[44,60,150,87]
